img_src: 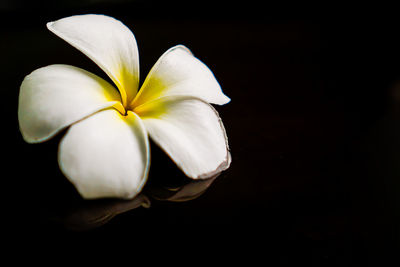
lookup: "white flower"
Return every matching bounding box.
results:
[18,14,231,199]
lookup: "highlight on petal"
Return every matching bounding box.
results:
[130,45,230,109]
[18,64,122,143]
[47,14,140,106]
[135,96,231,179]
[58,109,150,199]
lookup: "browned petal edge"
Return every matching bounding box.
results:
[197,103,231,179]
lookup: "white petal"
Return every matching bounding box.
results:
[130,45,230,109]
[58,109,150,199]
[18,64,123,143]
[47,14,139,106]
[135,97,231,179]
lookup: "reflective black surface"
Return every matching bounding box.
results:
[2,1,400,264]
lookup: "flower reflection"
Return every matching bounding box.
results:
[60,194,150,231]
[148,173,220,202]
[58,174,219,230]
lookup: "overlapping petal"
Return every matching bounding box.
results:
[47,14,140,106]
[135,96,231,179]
[58,109,150,199]
[18,64,122,143]
[130,45,230,109]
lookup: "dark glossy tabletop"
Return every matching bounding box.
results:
[2,1,400,264]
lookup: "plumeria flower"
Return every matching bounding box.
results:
[18,15,231,199]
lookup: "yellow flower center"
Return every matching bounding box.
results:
[113,75,166,118]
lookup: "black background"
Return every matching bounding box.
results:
[2,0,400,264]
